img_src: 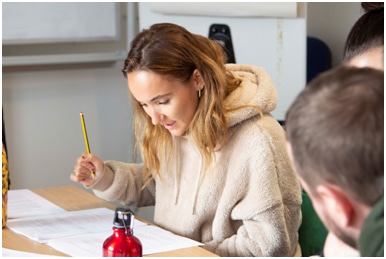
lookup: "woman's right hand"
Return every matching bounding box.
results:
[70,152,104,187]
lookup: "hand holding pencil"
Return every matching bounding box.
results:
[79,112,95,179]
[70,113,104,185]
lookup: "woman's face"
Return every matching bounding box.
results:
[128,70,202,136]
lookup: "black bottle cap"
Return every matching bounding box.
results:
[113,207,134,230]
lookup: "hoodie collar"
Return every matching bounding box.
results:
[224,64,277,128]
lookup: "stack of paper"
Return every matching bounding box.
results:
[7,207,132,243]
[2,248,63,257]
[7,189,66,218]
[5,189,202,257]
[47,225,204,257]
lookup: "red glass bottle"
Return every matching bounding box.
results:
[103,208,143,257]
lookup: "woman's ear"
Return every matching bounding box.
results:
[316,184,354,228]
[192,69,204,90]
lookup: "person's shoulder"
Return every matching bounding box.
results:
[228,114,286,153]
[359,196,384,257]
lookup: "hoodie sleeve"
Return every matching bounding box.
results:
[203,115,302,256]
[89,160,156,207]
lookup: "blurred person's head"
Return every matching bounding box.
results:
[285,66,384,249]
[343,2,384,70]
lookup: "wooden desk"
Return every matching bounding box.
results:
[2,185,217,257]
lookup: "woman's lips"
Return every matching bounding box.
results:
[163,121,176,130]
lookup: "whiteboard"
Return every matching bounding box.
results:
[2,2,119,44]
[149,2,298,18]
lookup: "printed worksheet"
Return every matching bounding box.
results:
[7,208,148,243]
[2,248,64,257]
[7,189,66,218]
[47,225,203,256]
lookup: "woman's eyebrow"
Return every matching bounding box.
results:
[150,93,171,102]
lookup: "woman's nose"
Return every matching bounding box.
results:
[149,109,162,125]
[151,114,159,125]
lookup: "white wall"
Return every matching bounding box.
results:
[138,2,307,121]
[2,64,135,189]
[2,2,363,223]
[307,2,362,67]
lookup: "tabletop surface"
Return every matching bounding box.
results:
[2,185,217,257]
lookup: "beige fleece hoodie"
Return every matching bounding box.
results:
[90,64,302,256]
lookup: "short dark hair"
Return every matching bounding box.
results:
[285,66,384,206]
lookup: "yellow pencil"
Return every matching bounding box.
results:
[79,112,95,179]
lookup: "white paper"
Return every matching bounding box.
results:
[46,231,110,257]
[47,225,203,256]
[2,248,63,257]
[7,208,146,243]
[7,189,66,218]
[135,225,203,255]
[6,193,203,256]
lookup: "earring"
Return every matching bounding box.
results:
[198,89,202,98]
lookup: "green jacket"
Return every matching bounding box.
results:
[359,197,384,257]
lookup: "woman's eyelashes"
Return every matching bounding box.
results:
[157,100,169,105]
[138,99,170,107]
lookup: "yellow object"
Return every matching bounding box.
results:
[2,143,9,228]
[80,112,91,154]
[79,113,95,179]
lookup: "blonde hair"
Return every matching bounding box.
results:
[123,23,260,187]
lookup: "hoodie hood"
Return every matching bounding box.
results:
[224,64,277,128]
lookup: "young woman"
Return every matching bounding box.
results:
[71,23,302,256]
